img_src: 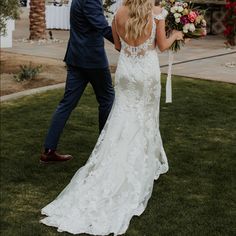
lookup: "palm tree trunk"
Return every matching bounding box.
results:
[29,0,46,40]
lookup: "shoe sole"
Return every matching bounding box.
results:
[39,157,73,165]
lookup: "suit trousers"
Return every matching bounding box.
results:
[44,65,115,150]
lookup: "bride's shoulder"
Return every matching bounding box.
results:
[152,6,168,20]
[115,6,128,18]
[153,6,163,15]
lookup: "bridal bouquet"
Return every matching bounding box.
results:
[160,0,207,103]
[161,0,207,51]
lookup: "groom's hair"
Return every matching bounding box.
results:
[155,0,160,6]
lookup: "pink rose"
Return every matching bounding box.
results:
[188,11,197,23]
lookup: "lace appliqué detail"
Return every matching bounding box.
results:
[120,20,156,59]
[121,38,155,59]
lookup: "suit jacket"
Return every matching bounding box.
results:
[64,0,114,68]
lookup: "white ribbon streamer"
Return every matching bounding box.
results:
[166,50,174,103]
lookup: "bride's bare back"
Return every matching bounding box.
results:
[112,6,184,52]
[113,6,154,47]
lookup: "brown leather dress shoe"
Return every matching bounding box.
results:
[40,150,73,164]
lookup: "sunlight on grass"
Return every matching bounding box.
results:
[1,76,236,236]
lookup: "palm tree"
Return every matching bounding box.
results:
[29,0,46,40]
[103,0,116,13]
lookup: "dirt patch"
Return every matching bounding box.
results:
[0,52,67,96]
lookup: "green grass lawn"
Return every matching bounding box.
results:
[1,76,236,236]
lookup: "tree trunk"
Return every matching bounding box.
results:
[29,0,46,40]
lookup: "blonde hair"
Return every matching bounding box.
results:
[123,0,154,40]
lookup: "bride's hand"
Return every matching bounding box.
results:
[172,30,184,41]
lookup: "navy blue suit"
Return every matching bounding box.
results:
[44,0,115,150]
[64,0,113,68]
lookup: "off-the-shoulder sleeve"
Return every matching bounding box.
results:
[153,8,168,20]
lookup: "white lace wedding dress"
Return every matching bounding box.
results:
[41,11,168,236]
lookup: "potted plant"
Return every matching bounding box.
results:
[0,0,19,48]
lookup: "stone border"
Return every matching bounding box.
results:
[0,83,65,103]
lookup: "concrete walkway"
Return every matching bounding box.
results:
[1,8,236,102]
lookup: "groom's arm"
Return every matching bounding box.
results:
[83,0,114,43]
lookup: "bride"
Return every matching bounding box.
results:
[40,0,183,235]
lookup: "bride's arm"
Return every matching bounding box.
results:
[156,19,183,52]
[153,6,183,51]
[112,17,121,51]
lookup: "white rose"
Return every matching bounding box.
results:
[174,13,181,18]
[161,0,166,5]
[183,23,190,33]
[175,18,180,23]
[189,23,196,32]
[174,6,178,12]
[170,7,175,13]
[178,6,184,12]
[202,19,207,27]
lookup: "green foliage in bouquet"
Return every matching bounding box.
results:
[0,0,20,36]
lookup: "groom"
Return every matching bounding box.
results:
[40,0,115,163]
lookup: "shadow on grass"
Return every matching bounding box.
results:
[1,76,236,236]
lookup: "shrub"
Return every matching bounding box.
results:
[14,63,42,82]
